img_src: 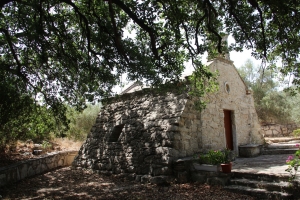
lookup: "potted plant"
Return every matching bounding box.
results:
[220,148,232,173]
[194,150,224,172]
[207,150,224,166]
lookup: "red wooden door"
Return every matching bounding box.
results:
[224,110,233,150]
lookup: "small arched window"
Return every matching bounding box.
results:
[224,82,230,94]
[108,124,125,142]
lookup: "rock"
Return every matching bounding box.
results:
[33,150,43,155]
[150,175,174,185]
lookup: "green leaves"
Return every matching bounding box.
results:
[238,59,300,124]
[1,0,298,101]
[66,104,101,141]
[188,63,219,111]
[197,150,226,165]
[1,0,300,145]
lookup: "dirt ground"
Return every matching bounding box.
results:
[0,167,256,200]
[0,139,256,199]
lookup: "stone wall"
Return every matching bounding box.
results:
[261,123,299,137]
[172,99,203,158]
[200,58,263,152]
[173,157,231,185]
[0,151,78,187]
[73,90,189,182]
[164,57,263,157]
[73,57,263,181]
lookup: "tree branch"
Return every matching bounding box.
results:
[228,0,254,48]
[112,0,159,60]
[195,14,207,54]
[108,0,130,65]
[204,0,222,53]
[60,0,91,62]
[248,0,267,59]
[0,28,27,82]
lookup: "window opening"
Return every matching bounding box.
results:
[224,82,230,93]
[108,124,125,142]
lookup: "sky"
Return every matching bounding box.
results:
[181,36,292,90]
[227,35,262,69]
[182,35,263,76]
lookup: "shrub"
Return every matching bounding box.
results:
[198,150,225,165]
[286,144,300,182]
[0,104,59,151]
[196,149,235,165]
[293,129,300,137]
[66,104,101,141]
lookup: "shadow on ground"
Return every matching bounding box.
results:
[0,167,255,200]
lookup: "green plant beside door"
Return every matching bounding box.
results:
[220,148,232,173]
[200,150,224,165]
[196,149,233,173]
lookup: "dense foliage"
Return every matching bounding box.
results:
[238,60,300,124]
[0,102,100,149]
[1,0,300,143]
[67,104,101,141]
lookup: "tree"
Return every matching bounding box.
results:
[66,103,101,141]
[1,1,300,134]
[0,68,68,148]
[286,90,300,125]
[238,60,300,124]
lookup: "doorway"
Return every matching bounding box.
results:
[224,110,234,150]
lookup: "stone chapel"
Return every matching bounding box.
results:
[72,55,263,181]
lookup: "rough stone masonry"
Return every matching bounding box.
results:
[73,88,193,182]
[73,57,264,182]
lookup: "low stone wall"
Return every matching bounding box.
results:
[0,151,78,187]
[173,157,231,185]
[261,123,299,137]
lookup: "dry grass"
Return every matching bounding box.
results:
[52,138,84,151]
[0,138,83,168]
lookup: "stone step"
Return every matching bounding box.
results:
[266,143,299,149]
[262,142,299,155]
[230,178,293,193]
[281,140,300,144]
[262,148,298,155]
[265,137,300,143]
[224,185,293,199]
[232,172,290,182]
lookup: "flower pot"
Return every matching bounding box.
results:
[221,163,231,173]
